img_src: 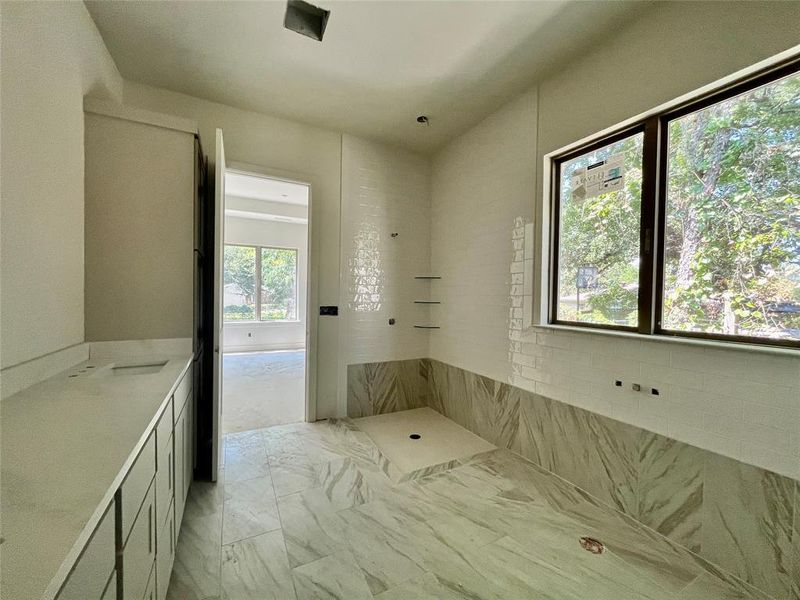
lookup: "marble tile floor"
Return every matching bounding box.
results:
[167,412,775,600]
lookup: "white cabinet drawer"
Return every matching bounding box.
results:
[174,406,186,528]
[155,431,173,531]
[120,433,156,544]
[156,500,175,600]
[122,482,156,600]
[155,397,173,452]
[183,393,193,503]
[173,369,191,416]
[56,500,115,600]
[101,571,116,600]
[143,562,156,600]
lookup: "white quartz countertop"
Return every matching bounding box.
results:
[1,353,192,600]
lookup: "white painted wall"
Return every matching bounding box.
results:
[122,81,341,418]
[430,1,800,478]
[0,2,122,368]
[223,215,308,353]
[338,135,431,414]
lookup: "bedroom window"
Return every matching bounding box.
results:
[224,244,298,322]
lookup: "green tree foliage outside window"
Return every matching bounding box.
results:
[556,69,800,342]
[224,245,256,321]
[224,245,299,322]
[663,73,800,340]
[557,134,644,327]
[261,248,297,321]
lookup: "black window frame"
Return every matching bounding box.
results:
[549,56,800,349]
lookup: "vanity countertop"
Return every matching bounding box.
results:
[0,353,192,600]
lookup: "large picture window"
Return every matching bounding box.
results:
[550,60,800,347]
[224,244,298,322]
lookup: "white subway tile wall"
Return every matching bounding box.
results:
[430,88,800,479]
[338,135,431,410]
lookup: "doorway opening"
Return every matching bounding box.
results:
[221,169,310,434]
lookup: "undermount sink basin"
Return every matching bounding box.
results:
[112,362,167,376]
[93,361,168,377]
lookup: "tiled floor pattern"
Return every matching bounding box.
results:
[167,414,773,600]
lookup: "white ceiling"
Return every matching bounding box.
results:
[85,1,646,153]
[225,171,309,205]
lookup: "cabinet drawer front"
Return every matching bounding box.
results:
[143,562,156,600]
[56,500,116,600]
[122,483,156,600]
[156,500,175,600]
[173,368,191,416]
[155,433,174,530]
[174,409,186,528]
[101,571,117,600]
[155,397,173,452]
[183,396,193,501]
[120,433,156,544]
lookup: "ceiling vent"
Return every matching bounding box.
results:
[284,0,330,42]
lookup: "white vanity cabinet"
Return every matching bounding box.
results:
[50,365,193,600]
[155,500,176,600]
[121,483,156,600]
[155,369,192,600]
[55,501,116,600]
[172,377,193,529]
[155,398,174,534]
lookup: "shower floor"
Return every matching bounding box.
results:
[354,407,495,479]
[167,410,768,600]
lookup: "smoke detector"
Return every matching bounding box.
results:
[284,0,330,42]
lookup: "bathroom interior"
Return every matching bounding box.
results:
[2,2,800,600]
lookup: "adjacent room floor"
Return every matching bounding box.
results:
[222,350,305,433]
[167,410,768,600]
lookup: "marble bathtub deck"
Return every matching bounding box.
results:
[167,414,774,600]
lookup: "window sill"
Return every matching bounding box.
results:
[533,323,799,357]
[224,320,302,326]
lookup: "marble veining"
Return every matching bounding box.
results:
[169,414,786,600]
[637,432,704,552]
[347,359,428,418]
[701,453,795,598]
[517,389,639,514]
[348,357,799,600]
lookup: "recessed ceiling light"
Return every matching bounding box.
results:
[284,0,330,42]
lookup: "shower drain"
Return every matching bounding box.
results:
[409,433,422,440]
[579,537,605,554]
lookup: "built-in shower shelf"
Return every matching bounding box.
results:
[414,325,441,329]
[414,276,441,280]
[414,301,441,304]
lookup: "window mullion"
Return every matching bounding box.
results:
[255,246,262,321]
[638,116,660,335]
